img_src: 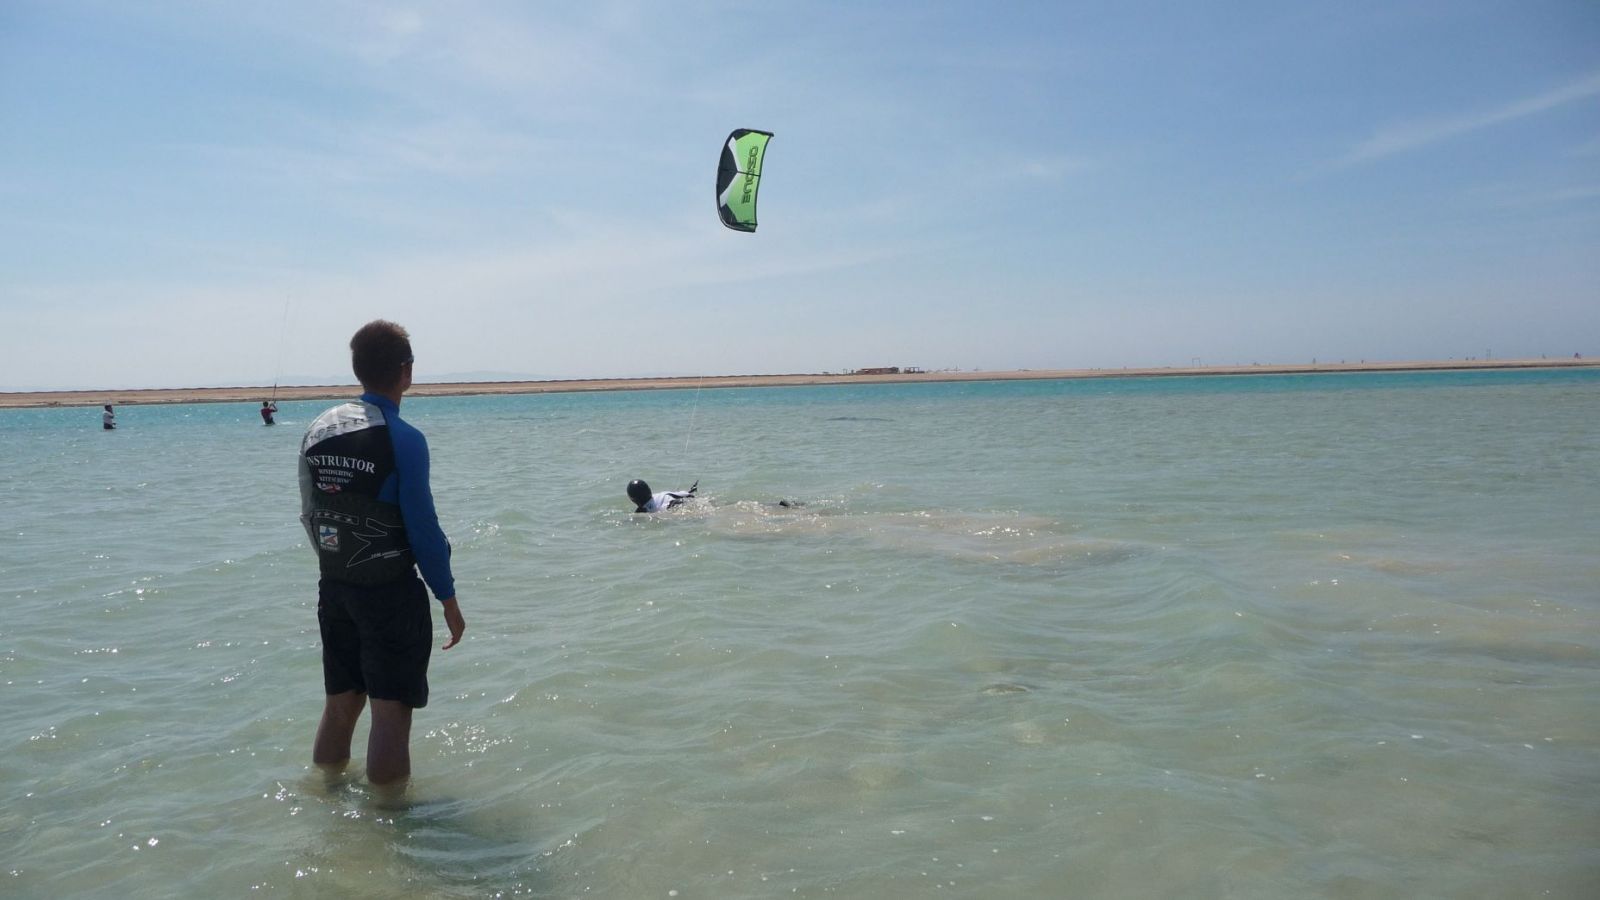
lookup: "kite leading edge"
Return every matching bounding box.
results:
[716,129,774,232]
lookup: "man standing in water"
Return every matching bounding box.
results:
[299,320,465,784]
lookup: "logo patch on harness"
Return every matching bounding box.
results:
[317,524,340,552]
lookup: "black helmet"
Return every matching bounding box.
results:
[626,479,652,507]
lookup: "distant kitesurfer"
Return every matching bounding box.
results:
[102,405,116,430]
[300,319,465,786]
[261,400,278,425]
[628,479,697,513]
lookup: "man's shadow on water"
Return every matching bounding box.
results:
[284,766,564,896]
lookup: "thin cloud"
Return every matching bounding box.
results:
[1569,133,1600,157]
[1532,185,1600,204]
[1018,155,1094,181]
[178,114,562,187]
[1340,71,1600,165]
[1464,177,1600,210]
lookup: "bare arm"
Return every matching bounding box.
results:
[440,597,465,650]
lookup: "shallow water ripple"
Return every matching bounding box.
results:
[2,371,1598,897]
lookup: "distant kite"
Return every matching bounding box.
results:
[716,129,773,232]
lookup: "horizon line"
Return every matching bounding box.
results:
[3,357,1595,409]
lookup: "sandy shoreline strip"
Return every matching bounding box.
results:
[2,358,1594,409]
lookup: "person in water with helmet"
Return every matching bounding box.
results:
[627,478,697,513]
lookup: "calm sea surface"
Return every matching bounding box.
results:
[2,370,1598,898]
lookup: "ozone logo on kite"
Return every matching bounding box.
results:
[716,129,773,232]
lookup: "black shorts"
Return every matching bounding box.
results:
[317,575,433,708]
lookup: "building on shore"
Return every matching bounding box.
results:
[853,366,925,375]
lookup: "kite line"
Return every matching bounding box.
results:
[270,300,290,404]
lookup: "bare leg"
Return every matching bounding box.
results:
[313,690,367,767]
[365,698,414,785]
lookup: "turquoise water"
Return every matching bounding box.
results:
[3,369,1598,898]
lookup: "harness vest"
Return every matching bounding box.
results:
[301,402,416,586]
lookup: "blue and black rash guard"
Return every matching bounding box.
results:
[299,393,455,602]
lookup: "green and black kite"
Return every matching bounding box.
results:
[716,129,773,232]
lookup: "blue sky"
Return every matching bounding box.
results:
[2,1,1596,390]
